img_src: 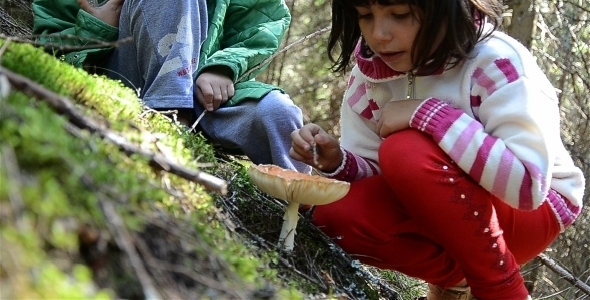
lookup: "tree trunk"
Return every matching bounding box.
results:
[505,0,537,49]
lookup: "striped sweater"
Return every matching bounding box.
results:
[326,28,585,218]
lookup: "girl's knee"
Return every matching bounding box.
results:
[378,129,439,170]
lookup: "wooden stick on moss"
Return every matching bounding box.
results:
[0,66,228,195]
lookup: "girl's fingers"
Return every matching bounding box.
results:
[290,130,312,155]
[290,124,340,169]
[289,147,310,162]
[299,124,323,146]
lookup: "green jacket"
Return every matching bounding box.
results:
[32,0,291,106]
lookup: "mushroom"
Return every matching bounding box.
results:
[248,164,350,251]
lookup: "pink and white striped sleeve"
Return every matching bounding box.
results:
[410,58,559,210]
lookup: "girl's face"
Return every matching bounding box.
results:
[355,4,420,72]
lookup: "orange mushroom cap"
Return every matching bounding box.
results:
[248,164,350,205]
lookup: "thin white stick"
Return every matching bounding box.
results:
[189,110,207,133]
[312,142,323,169]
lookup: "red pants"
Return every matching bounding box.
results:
[313,130,560,300]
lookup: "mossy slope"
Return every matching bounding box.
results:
[0,38,426,300]
[0,39,301,299]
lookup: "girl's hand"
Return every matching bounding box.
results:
[77,0,125,27]
[290,124,343,172]
[195,66,235,111]
[377,99,423,138]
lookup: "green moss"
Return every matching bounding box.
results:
[1,36,396,300]
[0,39,284,298]
[0,40,140,121]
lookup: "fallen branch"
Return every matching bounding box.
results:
[537,253,590,296]
[60,121,189,201]
[0,66,227,195]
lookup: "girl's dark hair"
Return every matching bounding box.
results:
[327,0,504,74]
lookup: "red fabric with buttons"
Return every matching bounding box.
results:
[312,129,559,300]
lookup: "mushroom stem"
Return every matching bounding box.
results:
[278,201,300,251]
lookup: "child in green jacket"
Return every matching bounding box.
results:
[33,0,311,174]
[33,0,207,124]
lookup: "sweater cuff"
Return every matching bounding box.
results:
[314,147,357,181]
[410,97,461,138]
[314,147,347,177]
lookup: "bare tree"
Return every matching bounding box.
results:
[505,0,538,48]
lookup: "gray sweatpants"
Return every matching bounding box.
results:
[195,90,312,174]
[106,0,207,109]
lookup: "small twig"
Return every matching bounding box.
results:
[189,110,207,133]
[537,253,590,296]
[0,37,12,59]
[312,142,323,169]
[0,66,228,195]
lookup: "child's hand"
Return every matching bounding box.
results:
[290,124,343,172]
[195,66,235,111]
[377,99,423,138]
[77,0,125,27]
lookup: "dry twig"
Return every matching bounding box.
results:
[537,253,590,296]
